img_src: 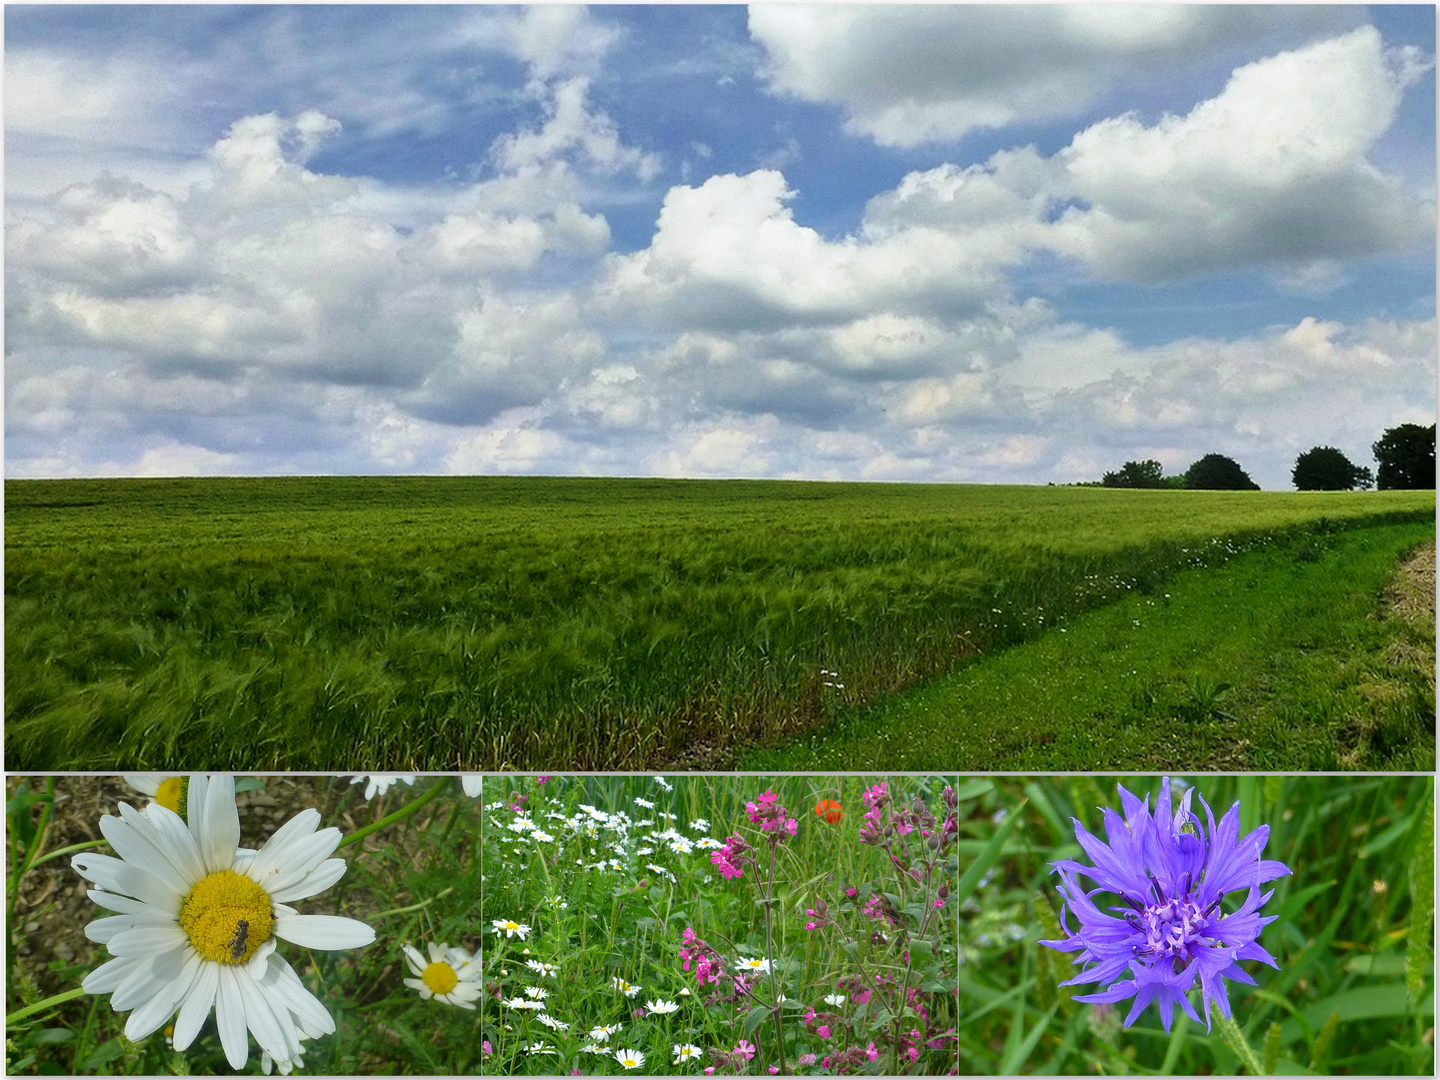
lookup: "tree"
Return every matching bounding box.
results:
[1101,459,1167,488]
[1372,423,1436,490]
[1292,446,1368,491]
[1184,453,1260,491]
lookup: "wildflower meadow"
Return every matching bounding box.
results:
[6,774,483,1075]
[478,774,961,1075]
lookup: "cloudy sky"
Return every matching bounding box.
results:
[6,4,1435,488]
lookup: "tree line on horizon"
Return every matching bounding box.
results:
[1093,422,1436,492]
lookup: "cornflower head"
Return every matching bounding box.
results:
[1041,778,1290,1032]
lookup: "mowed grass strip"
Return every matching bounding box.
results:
[5,476,1433,771]
[744,520,1436,772]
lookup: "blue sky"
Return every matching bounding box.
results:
[6,4,1435,487]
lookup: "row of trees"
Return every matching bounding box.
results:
[1099,423,1435,492]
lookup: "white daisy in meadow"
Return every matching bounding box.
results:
[523,986,549,1000]
[673,1042,704,1066]
[644,998,680,1014]
[581,1043,609,1054]
[694,837,723,850]
[400,941,481,1009]
[121,774,186,814]
[490,918,531,939]
[537,1013,570,1031]
[614,1047,646,1069]
[647,863,677,882]
[735,956,771,974]
[460,776,482,798]
[668,838,695,855]
[349,775,415,800]
[654,776,674,792]
[525,958,559,978]
[529,830,555,843]
[502,997,545,1011]
[634,797,656,809]
[71,775,375,1071]
[612,976,641,997]
[589,1022,622,1041]
[524,1042,554,1055]
[689,818,710,832]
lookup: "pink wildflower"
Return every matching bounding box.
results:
[734,1040,756,1062]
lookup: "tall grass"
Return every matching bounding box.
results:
[6,477,1433,770]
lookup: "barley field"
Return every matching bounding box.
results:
[5,476,1433,771]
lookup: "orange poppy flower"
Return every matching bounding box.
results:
[813,799,843,825]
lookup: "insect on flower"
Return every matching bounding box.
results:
[814,798,843,825]
[228,918,250,961]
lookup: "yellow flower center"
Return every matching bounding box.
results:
[178,870,274,964]
[422,961,459,995]
[155,777,185,813]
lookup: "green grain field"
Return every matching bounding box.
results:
[4,476,1433,771]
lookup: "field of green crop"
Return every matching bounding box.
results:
[5,476,1433,771]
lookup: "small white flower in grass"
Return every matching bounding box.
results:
[460,775,482,798]
[634,797,655,809]
[735,956,771,974]
[673,1043,703,1066]
[530,831,555,843]
[677,987,691,997]
[523,986,549,1000]
[537,1013,570,1031]
[581,1043,609,1054]
[525,958,558,978]
[348,775,415,800]
[668,837,695,855]
[654,776,674,792]
[824,993,847,1007]
[121,774,185,815]
[647,863,676,882]
[490,918,531,939]
[401,942,481,1009]
[502,997,545,1011]
[614,1047,646,1069]
[690,818,710,832]
[644,998,680,1014]
[694,837,723,850]
[589,1022,622,1041]
[523,1042,554,1055]
[71,775,375,1071]
[612,976,641,997]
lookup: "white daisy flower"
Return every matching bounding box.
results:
[523,986,549,1000]
[490,919,531,939]
[633,797,655,810]
[689,818,710,832]
[71,775,375,1070]
[644,998,680,1014]
[121,774,186,815]
[654,776,674,792]
[524,1041,554,1055]
[673,1042,703,1066]
[668,838,695,855]
[537,1013,570,1031]
[525,958,558,978]
[529,830,555,843]
[824,993,847,1007]
[460,775,482,798]
[589,1022,622,1041]
[580,1043,609,1054]
[502,997,545,1011]
[646,863,676,882]
[348,775,415,800]
[612,976,641,997]
[614,1047,646,1069]
[735,956,771,974]
[694,837,723,850]
[401,941,481,1009]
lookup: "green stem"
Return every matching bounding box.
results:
[6,987,87,1027]
[763,839,787,1078]
[27,839,112,871]
[1216,1012,1265,1075]
[339,778,450,849]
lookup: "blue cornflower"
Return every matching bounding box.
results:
[1041,778,1290,1032]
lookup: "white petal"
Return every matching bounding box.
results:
[121,949,194,1039]
[216,965,252,1069]
[234,965,299,1064]
[99,813,190,889]
[134,801,207,883]
[82,912,176,944]
[173,960,219,1051]
[122,775,165,797]
[246,810,325,876]
[191,775,241,876]
[83,954,145,995]
[401,943,426,975]
[260,954,335,1036]
[106,925,191,956]
[85,889,156,917]
[462,775,483,797]
[250,826,342,898]
[269,857,348,904]
[273,913,375,950]
[72,853,182,911]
